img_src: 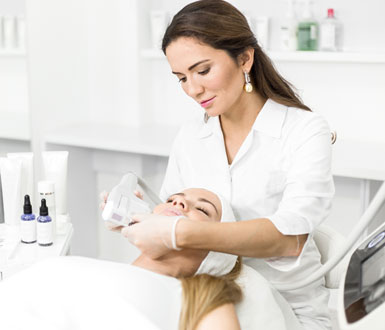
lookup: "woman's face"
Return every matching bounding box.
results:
[165,37,245,118]
[153,188,222,222]
[152,188,222,277]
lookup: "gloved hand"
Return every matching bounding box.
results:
[99,190,144,233]
[121,213,185,259]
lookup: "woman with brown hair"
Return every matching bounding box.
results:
[122,1,334,329]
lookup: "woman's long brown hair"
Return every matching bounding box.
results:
[162,0,311,111]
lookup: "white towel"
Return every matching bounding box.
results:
[195,190,238,276]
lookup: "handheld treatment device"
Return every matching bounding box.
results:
[102,172,162,226]
[338,220,385,330]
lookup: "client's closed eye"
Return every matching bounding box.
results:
[196,207,209,216]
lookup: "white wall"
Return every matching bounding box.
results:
[1,0,385,260]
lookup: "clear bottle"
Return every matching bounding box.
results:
[20,195,36,244]
[297,0,318,51]
[280,0,297,51]
[37,199,53,246]
[319,8,340,51]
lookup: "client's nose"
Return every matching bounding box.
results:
[172,197,188,211]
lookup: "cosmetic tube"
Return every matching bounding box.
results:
[16,15,26,52]
[255,16,269,50]
[150,10,169,49]
[3,16,16,50]
[0,173,4,224]
[7,153,34,208]
[0,157,23,226]
[0,17,4,49]
[42,151,68,215]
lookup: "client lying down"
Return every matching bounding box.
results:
[0,188,292,330]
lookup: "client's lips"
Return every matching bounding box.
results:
[200,96,216,108]
[161,208,184,217]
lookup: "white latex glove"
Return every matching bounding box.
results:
[99,190,144,233]
[121,213,185,259]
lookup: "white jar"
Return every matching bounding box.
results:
[38,181,56,237]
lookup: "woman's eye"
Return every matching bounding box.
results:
[178,77,187,83]
[198,68,210,75]
[196,207,209,216]
[166,199,173,203]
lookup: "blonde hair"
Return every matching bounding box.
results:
[178,257,243,330]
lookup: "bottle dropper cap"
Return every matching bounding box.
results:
[327,8,334,18]
[40,199,49,216]
[23,195,33,214]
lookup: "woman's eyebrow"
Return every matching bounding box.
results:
[172,59,210,75]
[198,198,218,215]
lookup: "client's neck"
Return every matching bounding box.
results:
[132,253,184,277]
[132,251,205,278]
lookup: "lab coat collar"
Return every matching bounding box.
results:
[252,99,287,139]
[196,115,222,139]
[196,98,287,139]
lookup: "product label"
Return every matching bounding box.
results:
[321,25,335,49]
[37,221,53,245]
[21,220,37,243]
[310,25,317,40]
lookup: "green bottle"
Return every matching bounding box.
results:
[297,0,318,51]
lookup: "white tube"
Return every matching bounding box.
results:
[42,151,68,215]
[0,157,23,226]
[0,172,4,223]
[7,153,34,209]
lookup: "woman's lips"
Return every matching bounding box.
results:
[161,208,184,217]
[200,96,216,108]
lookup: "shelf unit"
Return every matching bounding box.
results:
[41,122,385,182]
[0,50,26,57]
[0,113,30,141]
[140,48,385,64]
[44,123,179,157]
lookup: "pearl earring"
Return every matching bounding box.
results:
[243,71,253,93]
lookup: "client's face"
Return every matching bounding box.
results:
[152,188,222,277]
[153,188,222,222]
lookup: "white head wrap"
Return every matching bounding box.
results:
[195,191,238,277]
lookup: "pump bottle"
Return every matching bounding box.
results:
[319,8,341,51]
[297,0,318,51]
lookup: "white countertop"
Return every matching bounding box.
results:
[0,222,73,279]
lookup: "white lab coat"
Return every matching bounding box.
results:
[160,99,335,330]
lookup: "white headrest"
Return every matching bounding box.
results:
[195,190,238,277]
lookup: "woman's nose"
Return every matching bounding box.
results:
[185,79,204,99]
[172,198,188,211]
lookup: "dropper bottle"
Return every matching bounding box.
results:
[20,195,37,244]
[37,199,53,246]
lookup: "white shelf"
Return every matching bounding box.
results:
[43,123,385,181]
[332,139,385,181]
[44,123,180,157]
[0,113,31,141]
[140,48,385,64]
[0,223,73,279]
[0,49,26,57]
